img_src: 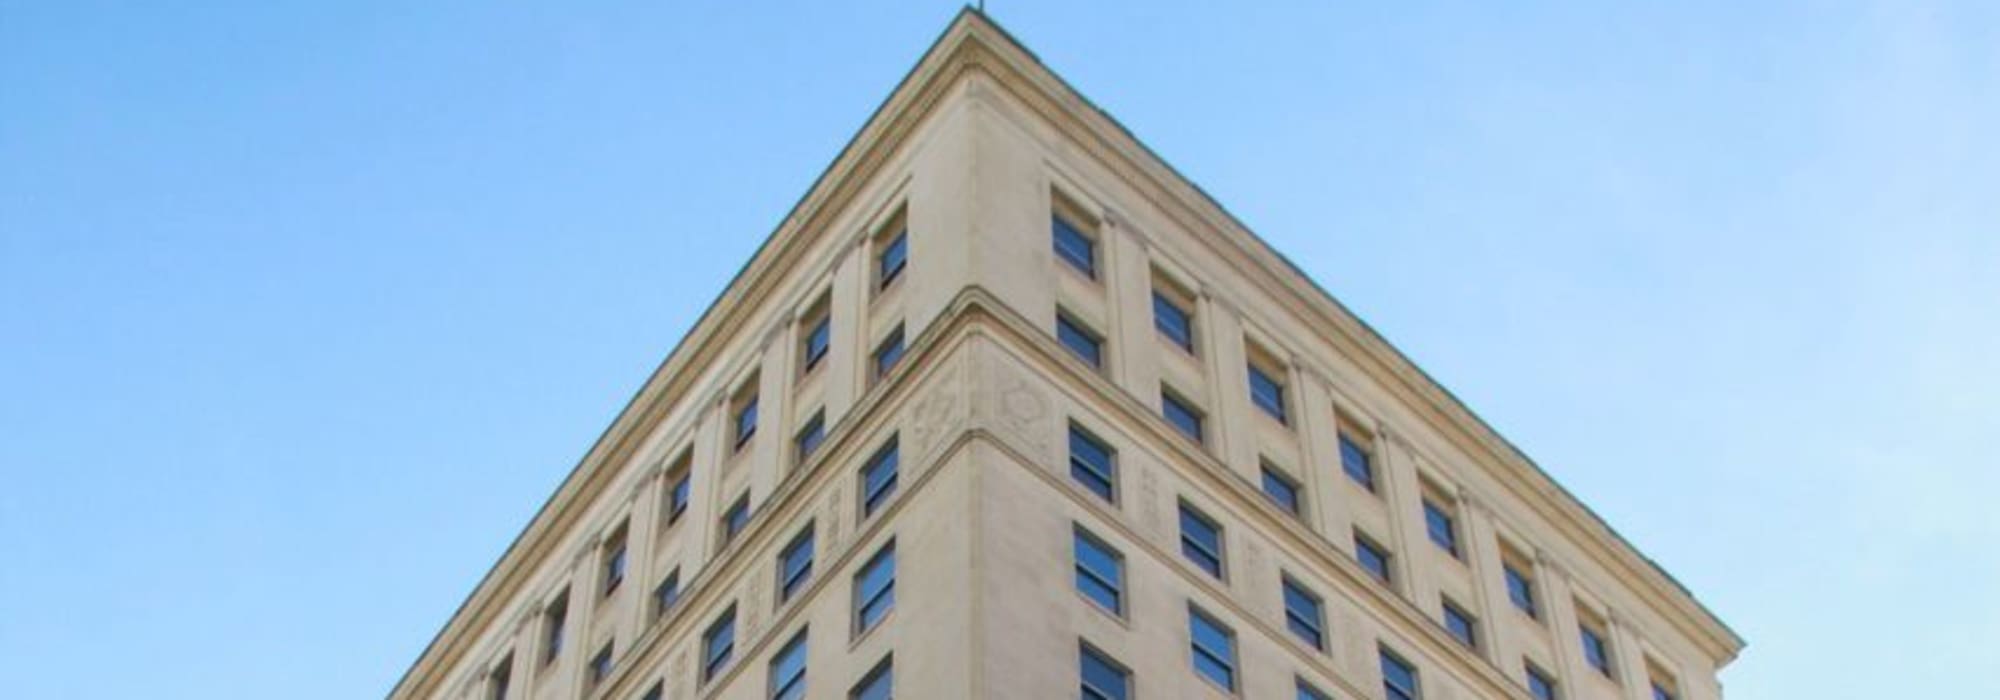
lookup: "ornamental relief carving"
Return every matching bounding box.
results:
[972,342,1052,465]
[905,347,969,471]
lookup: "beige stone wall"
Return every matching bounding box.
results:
[393,11,1737,700]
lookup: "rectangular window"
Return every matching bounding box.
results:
[1354,530,1393,584]
[1068,424,1117,502]
[1648,662,1681,700]
[1179,502,1225,579]
[1381,647,1422,700]
[1442,597,1479,649]
[588,641,614,686]
[721,494,751,548]
[1297,679,1332,700]
[652,569,681,619]
[1187,607,1237,691]
[1161,388,1204,444]
[877,228,908,290]
[1073,526,1124,615]
[1079,643,1130,700]
[851,656,892,700]
[1152,287,1194,352]
[1424,496,1460,558]
[640,683,662,700]
[795,411,826,464]
[1526,662,1559,700]
[853,540,896,635]
[801,301,831,375]
[1260,462,1302,516]
[1057,313,1103,368]
[601,524,628,596]
[1504,544,1539,618]
[665,457,692,526]
[1579,610,1614,676]
[487,655,512,700]
[703,606,737,682]
[1248,362,1288,424]
[1339,426,1376,492]
[860,437,900,517]
[779,525,815,603]
[873,324,905,381]
[1651,677,1679,700]
[1282,576,1326,651]
[1053,212,1096,278]
[733,382,760,450]
[541,591,568,664]
[769,630,808,700]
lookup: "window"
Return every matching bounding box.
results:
[1442,598,1479,649]
[640,682,663,700]
[851,656,892,700]
[601,524,628,596]
[860,437,899,517]
[721,494,751,548]
[1152,287,1194,352]
[541,591,568,664]
[769,630,808,700]
[877,227,908,289]
[1079,643,1130,700]
[1526,662,1559,700]
[652,569,681,618]
[1178,502,1225,579]
[1648,662,1681,700]
[1057,313,1103,368]
[1503,544,1539,618]
[1579,611,1614,676]
[1068,424,1116,502]
[1282,576,1326,650]
[1260,462,1302,516]
[795,411,826,463]
[703,606,737,682]
[1354,530,1392,584]
[1161,388,1204,444]
[487,655,512,700]
[801,302,831,374]
[665,458,692,526]
[1053,211,1096,278]
[588,640,614,686]
[873,324,905,381]
[733,382,760,450]
[1187,607,1237,691]
[1073,527,1124,615]
[853,541,896,635]
[1248,362,1288,424]
[1297,679,1332,700]
[1381,647,1422,700]
[1424,493,1460,558]
[1651,677,1679,700]
[1339,427,1376,491]
[779,525,815,603]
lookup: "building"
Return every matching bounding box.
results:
[391,10,1743,700]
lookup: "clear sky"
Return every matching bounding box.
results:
[3,2,1994,698]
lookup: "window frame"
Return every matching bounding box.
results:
[1072,525,1125,616]
[1067,423,1118,503]
[1260,461,1303,517]
[720,494,751,549]
[1354,530,1394,585]
[1247,359,1289,424]
[778,524,816,603]
[794,410,826,465]
[850,654,893,700]
[703,605,738,683]
[1338,426,1377,492]
[1079,641,1131,700]
[1056,311,1105,369]
[1152,284,1195,352]
[1160,387,1205,444]
[1187,605,1239,692]
[768,629,808,700]
[1178,501,1227,580]
[859,436,900,518]
[1052,210,1098,279]
[1282,575,1327,651]
[872,324,905,382]
[1381,646,1423,700]
[1442,597,1480,650]
[852,540,897,637]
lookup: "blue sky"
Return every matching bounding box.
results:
[3,2,1994,697]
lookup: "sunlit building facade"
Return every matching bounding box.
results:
[392,11,1742,700]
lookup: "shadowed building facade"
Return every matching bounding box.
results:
[392,11,1742,700]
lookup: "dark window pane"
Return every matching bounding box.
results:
[1162,391,1203,443]
[862,440,900,516]
[769,632,807,700]
[1425,500,1459,557]
[1153,291,1193,350]
[852,658,892,700]
[1443,600,1478,649]
[780,527,815,602]
[1179,504,1224,578]
[1355,533,1392,584]
[796,414,826,462]
[1340,434,1375,490]
[1262,466,1301,515]
[1527,665,1558,700]
[878,231,908,288]
[854,543,896,634]
[1298,680,1332,700]
[704,608,736,681]
[668,473,691,524]
[1079,645,1129,700]
[1053,215,1096,277]
[1581,626,1612,675]
[1283,579,1325,650]
[1068,427,1116,502]
[873,326,905,379]
[1073,529,1123,614]
[736,396,759,447]
[1248,365,1287,423]
[1382,648,1421,700]
[1506,564,1539,617]
[803,316,830,372]
[1057,315,1102,368]
[653,571,681,617]
[1188,609,1236,690]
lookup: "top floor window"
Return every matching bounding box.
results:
[1247,356,1288,424]
[1504,548,1540,619]
[800,299,831,375]
[1152,279,1195,352]
[1578,610,1614,676]
[1423,492,1461,559]
[664,455,692,526]
[732,380,760,451]
[600,523,628,596]
[1338,422,1376,491]
[877,227,908,290]
[541,590,569,664]
[1052,212,1097,278]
